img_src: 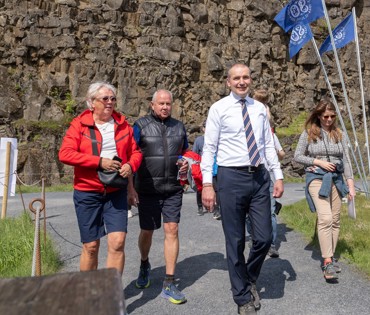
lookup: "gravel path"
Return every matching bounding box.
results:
[6,183,370,314]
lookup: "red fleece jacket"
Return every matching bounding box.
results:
[59,109,142,193]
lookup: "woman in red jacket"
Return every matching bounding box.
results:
[59,81,142,275]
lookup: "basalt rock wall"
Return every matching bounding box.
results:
[0,0,368,184]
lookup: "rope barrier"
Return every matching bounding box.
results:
[0,170,73,183]
[16,173,42,187]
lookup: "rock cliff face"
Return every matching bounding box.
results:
[0,0,368,184]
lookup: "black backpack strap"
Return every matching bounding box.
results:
[89,126,99,156]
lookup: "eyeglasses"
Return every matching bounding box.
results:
[95,96,117,102]
[322,115,336,119]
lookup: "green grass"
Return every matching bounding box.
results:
[282,175,305,183]
[0,212,62,277]
[280,194,370,278]
[16,183,73,194]
[276,111,307,137]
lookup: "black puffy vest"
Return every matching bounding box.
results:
[134,113,186,195]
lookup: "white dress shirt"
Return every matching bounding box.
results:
[201,92,283,183]
[269,133,284,182]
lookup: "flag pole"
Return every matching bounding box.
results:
[310,37,367,195]
[353,7,370,182]
[321,0,369,195]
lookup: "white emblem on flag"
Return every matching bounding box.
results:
[288,0,312,22]
[334,27,346,45]
[291,24,308,46]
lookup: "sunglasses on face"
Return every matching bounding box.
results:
[95,96,117,102]
[322,115,336,120]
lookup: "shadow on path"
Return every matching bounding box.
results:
[258,257,297,300]
[256,223,297,300]
[124,252,227,314]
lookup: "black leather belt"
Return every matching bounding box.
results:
[223,164,264,173]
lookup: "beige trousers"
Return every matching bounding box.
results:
[308,179,342,259]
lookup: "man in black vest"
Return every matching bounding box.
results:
[129,89,189,304]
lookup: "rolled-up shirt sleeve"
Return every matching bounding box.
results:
[264,119,283,180]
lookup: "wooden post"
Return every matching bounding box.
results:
[29,198,45,277]
[41,178,47,247]
[1,141,11,219]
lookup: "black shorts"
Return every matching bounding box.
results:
[138,190,183,230]
[74,189,128,243]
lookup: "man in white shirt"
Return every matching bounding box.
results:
[201,64,284,315]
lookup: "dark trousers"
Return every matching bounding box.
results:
[217,166,272,306]
[196,190,202,208]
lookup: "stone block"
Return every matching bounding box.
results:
[207,53,223,72]
[226,1,244,12]
[190,3,208,23]
[55,0,77,6]
[246,0,279,19]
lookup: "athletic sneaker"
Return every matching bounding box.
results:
[268,246,279,258]
[332,258,341,273]
[197,206,204,216]
[135,263,151,289]
[322,262,338,280]
[213,209,221,220]
[161,282,187,304]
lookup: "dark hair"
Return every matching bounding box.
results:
[305,98,342,143]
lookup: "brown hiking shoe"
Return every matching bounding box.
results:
[250,283,261,310]
[238,301,256,315]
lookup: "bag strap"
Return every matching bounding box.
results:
[89,126,99,156]
[320,129,331,162]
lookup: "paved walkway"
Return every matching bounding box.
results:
[6,183,370,314]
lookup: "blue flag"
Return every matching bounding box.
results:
[319,12,355,55]
[275,0,325,32]
[289,23,313,59]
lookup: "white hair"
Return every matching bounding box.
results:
[152,89,173,103]
[85,81,117,110]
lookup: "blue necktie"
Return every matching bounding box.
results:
[240,99,261,166]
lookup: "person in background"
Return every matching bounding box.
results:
[127,204,137,218]
[192,120,221,220]
[201,64,284,315]
[128,89,189,304]
[294,98,355,281]
[253,89,285,258]
[59,81,142,275]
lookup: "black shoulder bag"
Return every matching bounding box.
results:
[89,126,128,188]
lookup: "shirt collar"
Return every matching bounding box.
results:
[229,92,253,105]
